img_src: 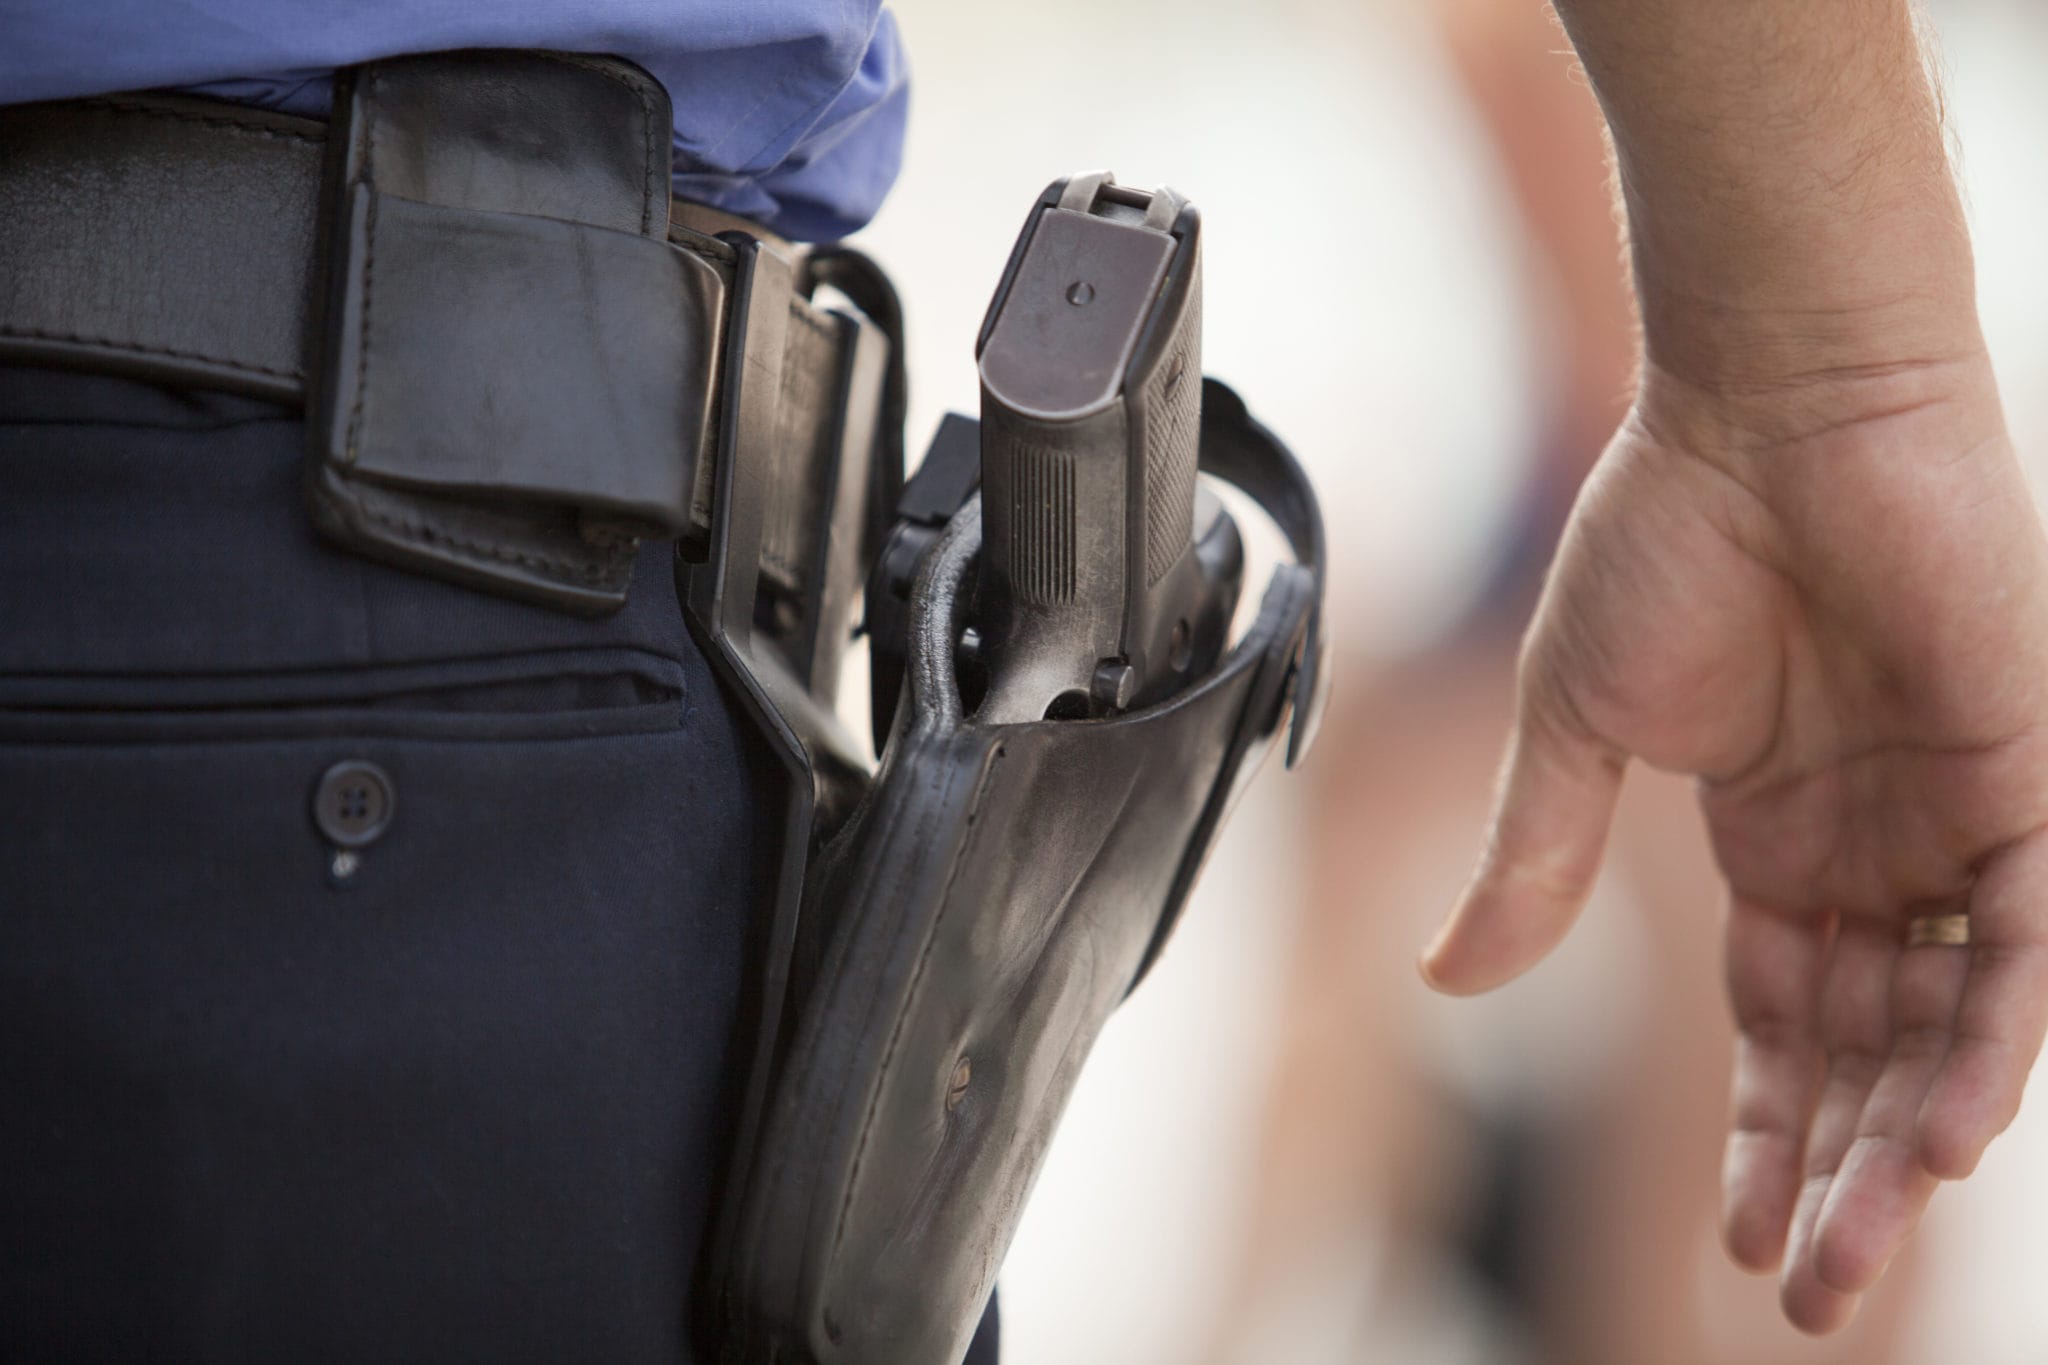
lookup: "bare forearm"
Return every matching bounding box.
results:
[1550,0,1981,390]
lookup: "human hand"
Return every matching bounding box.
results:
[1420,355,2048,1332]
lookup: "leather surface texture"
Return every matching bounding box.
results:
[714,381,1323,1365]
[0,53,879,619]
[306,52,723,614]
[0,96,325,401]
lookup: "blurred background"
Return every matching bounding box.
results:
[855,2,2048,1362]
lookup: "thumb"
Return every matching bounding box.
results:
[1421,685,1627,996]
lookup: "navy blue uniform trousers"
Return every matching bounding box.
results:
[0,369,1000,1363]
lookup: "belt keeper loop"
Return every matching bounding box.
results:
[687,233,795,650]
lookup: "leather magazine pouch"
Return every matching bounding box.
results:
[306,51,727,615]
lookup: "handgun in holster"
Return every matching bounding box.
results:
[696,172,1330,1365]
[9,49,1319,1365]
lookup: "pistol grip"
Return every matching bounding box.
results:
[974,173,1209,722]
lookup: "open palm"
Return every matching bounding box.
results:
[1424,361,2048,1332]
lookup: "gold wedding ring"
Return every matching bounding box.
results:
[1905,914,1972,948]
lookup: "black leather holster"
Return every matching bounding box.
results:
[709,380,1324,1365]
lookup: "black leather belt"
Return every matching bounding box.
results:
[0,52,897,620]
[0,95,326,402]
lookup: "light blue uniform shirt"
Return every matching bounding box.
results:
[0,2,909,241]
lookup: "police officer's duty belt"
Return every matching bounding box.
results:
[0,50,1330,1365]
[0,50,895,645]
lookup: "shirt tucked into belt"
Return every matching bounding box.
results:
[0,0,909,241]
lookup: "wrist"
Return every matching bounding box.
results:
[1631,340,2009,469]
[1552,0,1977,398]
[1626,200,1985,401]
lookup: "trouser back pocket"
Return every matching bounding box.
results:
[0,645,765,1361]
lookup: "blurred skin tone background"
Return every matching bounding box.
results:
[858,0,2048,1360]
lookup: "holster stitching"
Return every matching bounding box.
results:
[344,71,381,467]
[77,97,322,144]
[549,53,666,235]
[356,499,631,581]
[0,323,300,381]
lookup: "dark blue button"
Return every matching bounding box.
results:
[313,760,395,848]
